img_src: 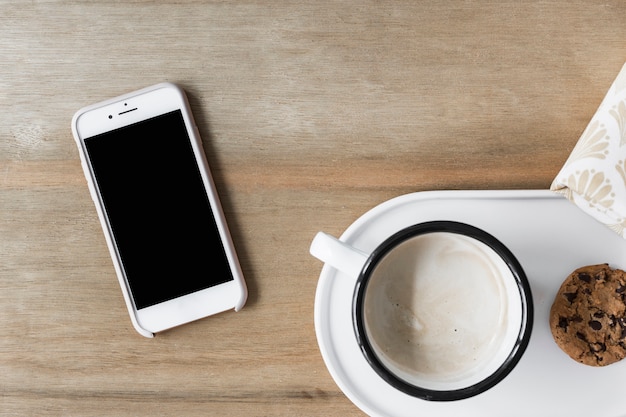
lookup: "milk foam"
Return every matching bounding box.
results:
[363,232,521,390]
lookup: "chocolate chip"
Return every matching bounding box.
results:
[578,273,591,283]
[564,292,577,303]
[589,320,602,330]
[558,317,568,331]
[576,332,587,342]
[594,311,605,318]
[617,286,626,294]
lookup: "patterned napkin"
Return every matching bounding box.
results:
[551,62,626,238]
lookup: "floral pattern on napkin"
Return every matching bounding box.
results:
[551,62,626,237]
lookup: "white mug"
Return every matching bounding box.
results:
[310,221,533,401]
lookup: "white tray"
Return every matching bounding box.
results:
[313,190,626,417]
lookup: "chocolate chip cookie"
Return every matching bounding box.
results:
[549,263,626,366]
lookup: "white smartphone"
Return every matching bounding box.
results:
[72,83,247,337]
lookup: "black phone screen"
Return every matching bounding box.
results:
[84,110,234,310]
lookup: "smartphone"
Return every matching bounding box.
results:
[72,83,247,337]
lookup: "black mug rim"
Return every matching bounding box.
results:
[352,221,533,401]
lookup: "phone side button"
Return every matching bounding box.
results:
[79,162,96,201]
[84,176,98,203]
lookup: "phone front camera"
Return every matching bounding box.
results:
[108,115,113,119]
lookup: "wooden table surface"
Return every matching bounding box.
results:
[1,1,625,416]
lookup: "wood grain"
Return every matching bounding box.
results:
[1,1,625,415]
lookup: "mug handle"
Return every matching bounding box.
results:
[310,232,369,279]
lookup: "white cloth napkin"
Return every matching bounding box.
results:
[551,62,626,237]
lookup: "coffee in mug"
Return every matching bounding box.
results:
[361,232,521,389]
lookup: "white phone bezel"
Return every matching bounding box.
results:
[72,83,247,337]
